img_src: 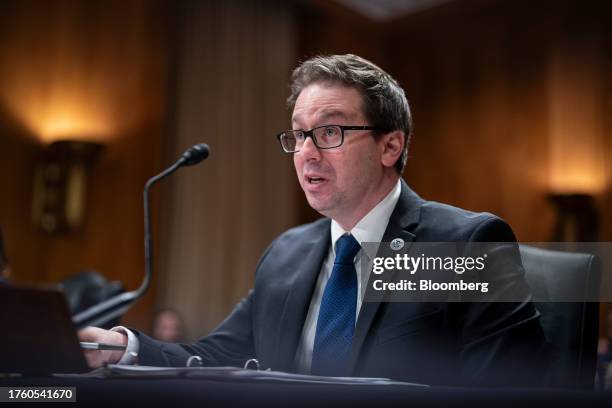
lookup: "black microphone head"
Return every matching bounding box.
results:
[181,143,210,165]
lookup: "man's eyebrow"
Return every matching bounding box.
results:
[291,110,350,127]
[318,110,349,122]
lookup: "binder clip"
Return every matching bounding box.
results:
[186,355,203,367]
[243,359,260,370]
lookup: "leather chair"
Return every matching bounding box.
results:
[519,244,601,389]
[58,270,124,328]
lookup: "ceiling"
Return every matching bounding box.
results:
[335,0,455,21]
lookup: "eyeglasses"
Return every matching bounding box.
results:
[276,125,379,153]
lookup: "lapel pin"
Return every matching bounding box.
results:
[390,238,404,251]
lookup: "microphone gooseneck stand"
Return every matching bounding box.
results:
[73,144,210,329]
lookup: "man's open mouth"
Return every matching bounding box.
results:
[307,176,325,184]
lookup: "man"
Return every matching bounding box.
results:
[152,309,186,343]
[80,54,548,386]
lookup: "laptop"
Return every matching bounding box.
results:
[0,285,89,374]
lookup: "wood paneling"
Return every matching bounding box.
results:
[155,0,298,339]
[0,0,173,328]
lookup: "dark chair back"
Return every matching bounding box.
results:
[58,270,124,328]
[519,244,601,389]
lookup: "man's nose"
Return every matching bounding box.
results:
[300,136,321,161]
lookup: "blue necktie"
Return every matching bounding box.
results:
[311,234,360,376]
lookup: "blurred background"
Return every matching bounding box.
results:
[0,0,611,344]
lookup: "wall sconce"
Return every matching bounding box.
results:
[32,140,103,233]
[548,193,599,242]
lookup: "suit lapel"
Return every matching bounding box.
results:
[347,180,423,373]
[274,220,331,371]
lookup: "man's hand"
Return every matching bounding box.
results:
[78,326,128,368]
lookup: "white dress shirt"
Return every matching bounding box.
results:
[117,179,402,371]
[293,179,401,373]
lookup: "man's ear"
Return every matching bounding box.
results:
[380,130,404,168]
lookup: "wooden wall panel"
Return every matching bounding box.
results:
[388,0,558,242]
[0,0,173,328]
[155,0,298,339]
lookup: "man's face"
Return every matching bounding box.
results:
[292,82,387,224]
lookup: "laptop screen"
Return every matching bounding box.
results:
[0,286,89,374]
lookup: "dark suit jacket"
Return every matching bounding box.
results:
[136,180,549,386]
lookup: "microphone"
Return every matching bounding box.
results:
[73,143,210,329]
[180,143,209,166]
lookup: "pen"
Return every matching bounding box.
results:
[80,342,127,351]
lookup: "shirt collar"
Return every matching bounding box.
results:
[330,179,402,256]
